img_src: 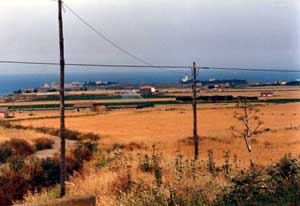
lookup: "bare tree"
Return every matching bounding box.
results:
[230,99,263,167]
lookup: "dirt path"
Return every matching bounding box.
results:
[35,136,77,159]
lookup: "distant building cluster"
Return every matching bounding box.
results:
[13,80,118,95]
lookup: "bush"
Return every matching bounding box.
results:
[34,127,100,141]
[217,154,300,206]
[34,127,80,140]
[80,132,100,141]
[0,143,92,204]
[34,138,55,151]
[66,155,82,175]
[8,155,26,173]
[82,141,98,153]
[8,138,34,156]
[72,142,95,166]
[40,157,61,187]
[64,129,81,140]
[0,173,29,205]
[0,139,33,164]
[0,143,12,163]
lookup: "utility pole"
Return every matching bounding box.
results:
[58,0,66,198]
[192,62,198,160]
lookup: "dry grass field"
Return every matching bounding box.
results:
[17,102,300,167]
[0,127,54,144]
[0,98,175,107]
[164,86,300,99]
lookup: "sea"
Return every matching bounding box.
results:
[0,69,299,96]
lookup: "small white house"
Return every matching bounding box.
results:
[261,91,274,97]
[0,107,9,119]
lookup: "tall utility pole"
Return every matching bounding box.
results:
[58,0,66,198]
[192,62,199,160]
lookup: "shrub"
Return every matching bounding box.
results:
[138,145,161,173]
[80,132,100,141]
[0,143,12,163]
[0,145,90,204]
[8,138,34,156]
[222,150,231,176]
[217,155,300,206]
[34,127,80,140]
[0,173,29,205]
[34,138,55,151]
[72,142,97,166]
[8,155,26,173]
[82,141,98,153]
[33,127,100,141]
[111,170,132,194]
[64,129,81,140]
[13,125,27,130]
[124,142,147,151]
[28,155,81,193]
[39,157,61,187]
[65,155,82,175]
[208,149,217,175]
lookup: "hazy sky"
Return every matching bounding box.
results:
[0,0,299,73]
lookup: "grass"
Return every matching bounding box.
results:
[23,144,300,206]
[18,103,300,167]
[0,127,55,144]
[0,121,101,141]
[2,96,299,205]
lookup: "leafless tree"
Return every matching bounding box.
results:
[230,99,263,167]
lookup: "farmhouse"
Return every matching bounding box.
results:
[0,107,9,119]
[261,91,274,97]
[139,85,157,97]
[73,102,97,112]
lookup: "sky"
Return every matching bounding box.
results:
[0,0,299,74]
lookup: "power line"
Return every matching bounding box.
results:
[62,2,154,66]
[0,60,299,73]
[59,2,184,74]
[0,60,191,69]
[61,3,300,75]
[201,67,300,73]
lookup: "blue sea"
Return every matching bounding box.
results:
[0,69,299,96]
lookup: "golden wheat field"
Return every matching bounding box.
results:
[16,102,300,167]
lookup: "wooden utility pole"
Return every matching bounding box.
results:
[58,0,66,197]
[192,62,199,160]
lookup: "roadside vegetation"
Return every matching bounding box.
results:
[21,144,300,206]
[0,121,99,205]
[0,120,100,141]
[0,139,98,205]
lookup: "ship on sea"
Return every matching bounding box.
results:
[181,75,193,84]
